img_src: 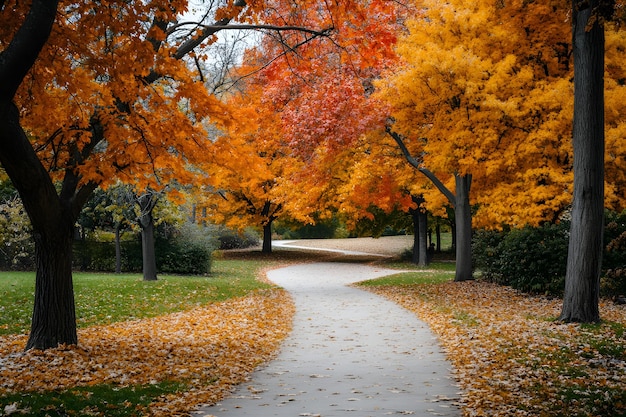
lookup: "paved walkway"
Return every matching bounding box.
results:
[196,261,461,417]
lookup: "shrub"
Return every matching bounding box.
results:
[216,226,259,250]
[472,223,569,295]
[472,229,507,284]
[158,222,218,275]
[73,222,220,275]
[0,197,34,270]
[602,211,626,296]
[473,213,626,297]
[497,223,569,295]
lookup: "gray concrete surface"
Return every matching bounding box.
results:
[196,261,461,417]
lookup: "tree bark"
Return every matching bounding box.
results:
[410,195,428,266]
[262,220,273,253]
[454,174,473,282]
[137,194,159,281]
[435,221,441,252]
[26,221,77,350]
[140,215,158,281]
[411,208,420,264]
[560,0,605,323]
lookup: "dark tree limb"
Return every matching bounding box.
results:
[0,0,60,100]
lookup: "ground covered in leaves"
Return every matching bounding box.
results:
[0,288,294,416]
[366,280,626,417]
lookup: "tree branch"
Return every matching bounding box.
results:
[169,22,333,38]
[385,126,456,206]
[0,0,60,100]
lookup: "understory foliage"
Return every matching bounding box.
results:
[73,223,225,274]
[473,212,626,296]
[472,223,569,295]
[367,280,626,417]
[0,289,294,416]
[0,197,33,270]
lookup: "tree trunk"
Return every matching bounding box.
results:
[139,213,158,281]
[0,104,88,350]
[411,209,420,264]
[560,0,605,323]
[436,221,441,252]
[454,174,473,282]
[418,209,429,266]
[410,196,429,266]
[115,224,122,274]
[262,220,273,253]
[25,220,77,350]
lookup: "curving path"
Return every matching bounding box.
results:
[197,260,461,417]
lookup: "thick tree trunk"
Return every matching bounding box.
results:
[454,174,473,282]
[560,0,605,323]
[0,105,86,350]
[262,220,273,253]
[139,214,158,281]
[26,221,77,350]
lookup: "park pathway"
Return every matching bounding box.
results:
[197,260,461,417]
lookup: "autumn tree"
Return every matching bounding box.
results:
[0,0,340,350]
[376,0,578,280]
[331,130,435,264]
[230,0,406,243]
[198,65,313,253]
[559,0,616,323]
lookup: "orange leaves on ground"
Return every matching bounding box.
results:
[0,289,294,416]
[367,281,626,416]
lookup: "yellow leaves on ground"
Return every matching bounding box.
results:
[367,281,626,416]
[0,289,294,416]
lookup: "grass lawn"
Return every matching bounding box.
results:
[0,258,276,336]
[0,256,294,416]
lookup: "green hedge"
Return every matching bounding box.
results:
[473,224,568,294]
[473,213,626,297]
[73,223,219,275]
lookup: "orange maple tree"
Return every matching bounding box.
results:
[195,0,406,249]
[197,66,311,253]
[0,0,353,350]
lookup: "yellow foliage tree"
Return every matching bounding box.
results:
[377,0,576,280]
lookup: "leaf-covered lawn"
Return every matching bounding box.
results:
[0,288,294,416]
[365,279,626,417]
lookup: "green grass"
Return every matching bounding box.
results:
[0,257,283,415]
[358,266,455,287]
[0,381,186,417]
[0,258,276,336]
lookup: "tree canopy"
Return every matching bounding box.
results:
[2,0,626,349]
